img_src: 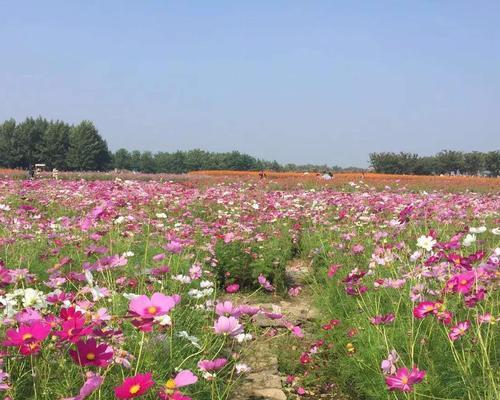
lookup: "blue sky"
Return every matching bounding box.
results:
[0,1,499,166]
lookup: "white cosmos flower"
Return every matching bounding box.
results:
[416,235,436,252]
[491,228,500,235]
[235,363,251,374]
[174,275,192,284]
[114,216,125,225]
[154,314,172,326]
[21,288,47,309]
[462,234,476,247]
[200,280,214,289]
[122,251,134,258]
[156,213,167,219]
[235,333,253,343]
[85,270,94,286]
[123,293,140,300]
[469,226,487,234]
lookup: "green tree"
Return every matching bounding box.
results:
[0,119,17,167]
[67,121,111,171]
[40,121,71,169]
[484,151,500,177]
[463,152,484,176]
[113,148,132,170]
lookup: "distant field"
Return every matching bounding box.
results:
[2,168,499,191]
[188,170,500,191]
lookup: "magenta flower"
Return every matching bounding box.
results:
[370,313,395,325]
[449,320,471,341]
[3,322,51,355]
[198,358,227,372]
[129,293,179,318]
[225,284,240,293]
[213,316,244,336]
[385,367,426,392]
[114,373,154,399]
[413,301,437,319]
[446,270,475,294]
[69,338,113,367]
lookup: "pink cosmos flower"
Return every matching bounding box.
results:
[234,305,260,317]
[3,322,51,355]
[381,350,399,375]
[198,358,227,372]
[288,286,302,297]
[327,264,340,278]
[69,338,113,367]
[213,316,244,336]
[370,313,395,325]
[63,372,103,400]
[413,301,437,319]
[114,373,154,399]
[54,317,92,343]
[446,270,475,294]
[15,309,43,324]
[225,284,240,293]
[351,244,365,254]
[215,301,236,317]
[478,313,496,324]
[189,264,202,280]
[385,367,426,392]
[159,370,198,400]
[449,320,471,341]
[165,240,183,254]
[129,293,179,319]
[257,274,275,291]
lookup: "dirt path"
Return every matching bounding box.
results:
[230,259,352,400]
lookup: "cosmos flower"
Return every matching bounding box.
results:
[159,370,198,400]
[416,235,436,252]
[114,373,154,399]
[198,358,227,372]
[62,372,103,400]
[129,293,179,319]
[69,338,113,367]
[3,321,51,355]
[381,350,399,375]
[213,316,244,336]
[413,302,437,319]
[385,367,426,392]
[449,321,471,341]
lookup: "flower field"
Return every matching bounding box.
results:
[0,177,498,399]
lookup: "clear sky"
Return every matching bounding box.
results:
[1,1,499,167]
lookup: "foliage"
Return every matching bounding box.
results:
[370,150,500,176]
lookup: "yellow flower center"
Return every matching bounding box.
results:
[129,384,141,394]
[165,378,176,392]
[460,279,468,285]
[147,306,158,315]
[401,376,408,385]
[22,333,33,341]
[86,352,96,360]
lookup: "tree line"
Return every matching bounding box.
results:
[369,150,500,176]
[0,117,343,173]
